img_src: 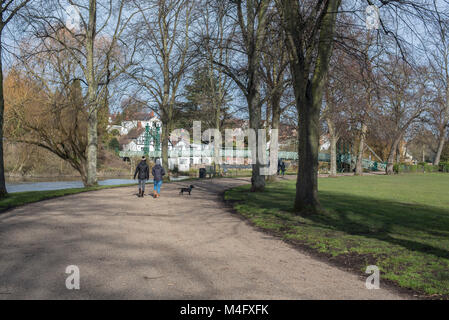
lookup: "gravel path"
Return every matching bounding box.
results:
[0,178,408,299]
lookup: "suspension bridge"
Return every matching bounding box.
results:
[118,123,386,172]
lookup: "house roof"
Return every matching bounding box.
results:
[118,127,145,146]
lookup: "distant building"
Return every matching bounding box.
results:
[112,113,215,171]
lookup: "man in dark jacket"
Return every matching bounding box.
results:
[152,159,165,198]
[280,161,286,176]
[134,156,150,197]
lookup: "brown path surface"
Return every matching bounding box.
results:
[0,178,408,299]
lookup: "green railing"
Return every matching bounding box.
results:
[118,149,386,171]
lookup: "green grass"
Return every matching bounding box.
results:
[0,183,137,213]
[225,173,449,298]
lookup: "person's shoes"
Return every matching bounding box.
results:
[141,191,144,198]
[138,188,142,197]
[153,191,157,198]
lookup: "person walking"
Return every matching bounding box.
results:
[152,159,166,198]
[133,156,150,198]
[280,161,286,176]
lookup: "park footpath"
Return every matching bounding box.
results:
[0,177,409,299]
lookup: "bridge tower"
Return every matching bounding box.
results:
[143,122,161,157]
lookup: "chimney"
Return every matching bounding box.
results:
[137,121,142,129]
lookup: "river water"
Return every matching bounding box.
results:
[5,176,190,193]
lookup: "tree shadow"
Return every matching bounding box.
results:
[239,187,449,260]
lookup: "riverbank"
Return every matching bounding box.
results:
[5,171,132,181]
[5,176,191,193]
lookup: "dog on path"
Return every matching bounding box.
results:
[179,185,195,195]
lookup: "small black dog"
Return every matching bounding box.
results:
[179,185,195,195]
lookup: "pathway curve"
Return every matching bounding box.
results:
[0,178,408,299]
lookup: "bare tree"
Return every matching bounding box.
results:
[210,0,270,192]
[381,56,428,174]
[349,34,383,175]
[0,0,32,198]
[128,0,194,175]
[197,0,232,131]
[22,0,138,186]
[260,8,291,182]
[323,65,351,177]
[275,0,341,213]
[5,67,89,184]
[426,1,449,166]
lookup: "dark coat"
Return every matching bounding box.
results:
[134,160,150,180]
[152,164,166,181]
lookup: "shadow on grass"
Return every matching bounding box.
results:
[229,185,449,260]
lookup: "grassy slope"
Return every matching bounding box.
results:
[225,173,449,297]
[0,183,136,213]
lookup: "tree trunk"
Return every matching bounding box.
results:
[161,117,170,181]
[355,122,367,175]
[290,0,341,214]
[327,118,338,177]
[294,84,320,212]
[0,32,6,198]
[434,126,447,166]
[245,0,269,192]
[248,91,265,192]
[386,134,402,175]
[86,106,98,186]
[435,83,449,166]
[86,0,98,187]
[77,161,89,187]
[267,92,281,183]
[215,100,221,131]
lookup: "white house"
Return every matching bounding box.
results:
[168,138,213,171]
[108,112,162,135]
[117,118,214,171]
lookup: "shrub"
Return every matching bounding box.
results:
[392,163,443,174]
[439,161,449,173]
[393,163,400,174]
[189,167,198,177]
[424,165,439,173]
[108,137,120,151]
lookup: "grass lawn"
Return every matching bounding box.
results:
[225,173,449,298]
[0,183,137,213]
